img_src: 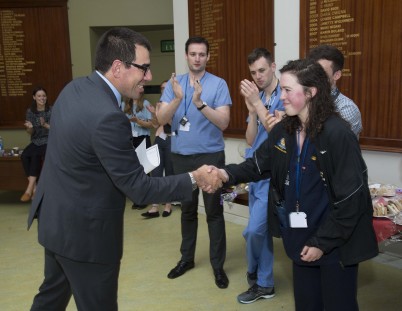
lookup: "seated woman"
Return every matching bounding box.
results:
[20,86,51,202]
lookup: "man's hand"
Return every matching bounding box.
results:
[191,165,225,193]
[263,110,285,132]
[192,76,203,107]
[171,73,183,101]
[240,79,260,106]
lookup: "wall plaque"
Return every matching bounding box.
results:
[0,0,72,128]
[300,0,402,152]
[189,0,274,137]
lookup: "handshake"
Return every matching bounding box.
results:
[191,165,229,193]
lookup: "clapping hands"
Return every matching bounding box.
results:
[191,165,229,193]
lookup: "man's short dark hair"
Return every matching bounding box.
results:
[95,27,151,73]
[185,36,209,55]
[247,48,273,65]
[307,44,344,73]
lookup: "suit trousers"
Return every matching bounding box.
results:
[292,262,359,311]
[171,151,226,269]
[30,248,120,311]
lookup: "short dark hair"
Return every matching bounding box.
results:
[247,48,273,65]
[279,58,335,138]
[307,44,344,72]
[95,27,152,73]
[185,36,209,55]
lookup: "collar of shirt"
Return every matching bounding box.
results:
[96,70,122,107]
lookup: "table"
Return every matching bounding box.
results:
[0,156,26,191]
[372,217,402,242]
[233,192,402,243]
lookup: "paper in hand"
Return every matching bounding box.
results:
[135,139,160,174]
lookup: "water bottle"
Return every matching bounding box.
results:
[0,136,4,156]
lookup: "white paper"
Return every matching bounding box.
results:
[135,139,160,174]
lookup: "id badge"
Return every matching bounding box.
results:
[289,212,308,228]
[179,116,188,126]
[179,121,190,132]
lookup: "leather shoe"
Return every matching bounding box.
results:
[162,210,171,217]
[214,268,229,289]
[167,260,195,279]
[20,192,31,202]
[141,211,160,218]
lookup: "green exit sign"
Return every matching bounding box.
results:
[161,40,174,53]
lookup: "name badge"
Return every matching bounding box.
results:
[289,212,308,228]
[179,122,190,132]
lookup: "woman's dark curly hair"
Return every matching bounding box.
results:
[279,58,336,138]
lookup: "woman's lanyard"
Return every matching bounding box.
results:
[295,130,309,212]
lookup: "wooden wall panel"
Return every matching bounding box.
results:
[0,0,72,128]
[300,0,402,152]
[188,0,274,137]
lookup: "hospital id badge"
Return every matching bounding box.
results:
[179,121,190,132]
[289,212,308,228]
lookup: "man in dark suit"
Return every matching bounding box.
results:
[27,27,221,311]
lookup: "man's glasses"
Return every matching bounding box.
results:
[123,61,150,77]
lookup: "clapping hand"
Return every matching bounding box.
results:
[24,120,33,129]
[264,110,285,132]
[240,79,260,107]
[39,117,50,129]
[171,73,183,101]
[192,76,202,106]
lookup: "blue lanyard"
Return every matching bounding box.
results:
[257,87,278,126]
[295,131,309,212]
[183,76,191,116]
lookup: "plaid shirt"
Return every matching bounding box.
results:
[332,88,362,137]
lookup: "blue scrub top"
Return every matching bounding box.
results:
[160,72,232,155]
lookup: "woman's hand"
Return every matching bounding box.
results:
[300,246,323,262]
[24,120,33,129]
[40,117,50,129]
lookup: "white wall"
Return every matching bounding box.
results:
[173,0,402,224]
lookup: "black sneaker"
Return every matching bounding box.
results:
[246,271,257,286]
[237,284,275,304]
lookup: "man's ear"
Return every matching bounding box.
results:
[333,69,342,82]
[111,60,122,78]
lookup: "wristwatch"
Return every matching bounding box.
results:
[197,101,207,111]
[188,172,198,190]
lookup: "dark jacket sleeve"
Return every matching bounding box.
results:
[224,136,272,186]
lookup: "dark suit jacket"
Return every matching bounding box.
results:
[28,72,192,264]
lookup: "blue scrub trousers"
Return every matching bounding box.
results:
[243,179,274,288]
